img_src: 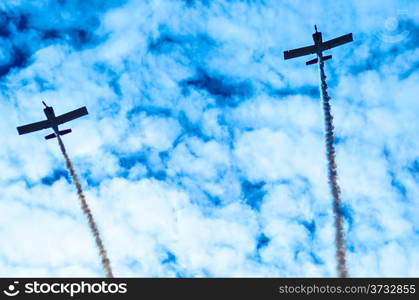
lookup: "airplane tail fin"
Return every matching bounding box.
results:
[45,133,57,140]
[306,58,318,65]
[59,129,72,136]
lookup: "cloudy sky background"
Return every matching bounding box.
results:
[0,0,418,277]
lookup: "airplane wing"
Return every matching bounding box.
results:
[283,45,316,60]
[56,106,88,125]
[17,120,51,135]
[321,33,353,51]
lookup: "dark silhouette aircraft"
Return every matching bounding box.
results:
[284,25,353,65]
[17,101,88,139]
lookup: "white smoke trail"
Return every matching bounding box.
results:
[319,58,348,278]
[57,136,114,278]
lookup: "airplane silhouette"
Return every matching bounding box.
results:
[17,102,88,140]
[284,25,353,65]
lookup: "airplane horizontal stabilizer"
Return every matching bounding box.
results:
[323,55,332,61]
[306,58,318,65]
[45,133,57,140]
[59,129,72,136]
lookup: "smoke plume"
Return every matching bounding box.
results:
[319,59,348,277]
[57,136,114,278]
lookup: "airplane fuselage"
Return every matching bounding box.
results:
[313,31,324,58]
[43,106,60,134]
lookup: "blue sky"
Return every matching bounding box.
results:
[0,0,418,277]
